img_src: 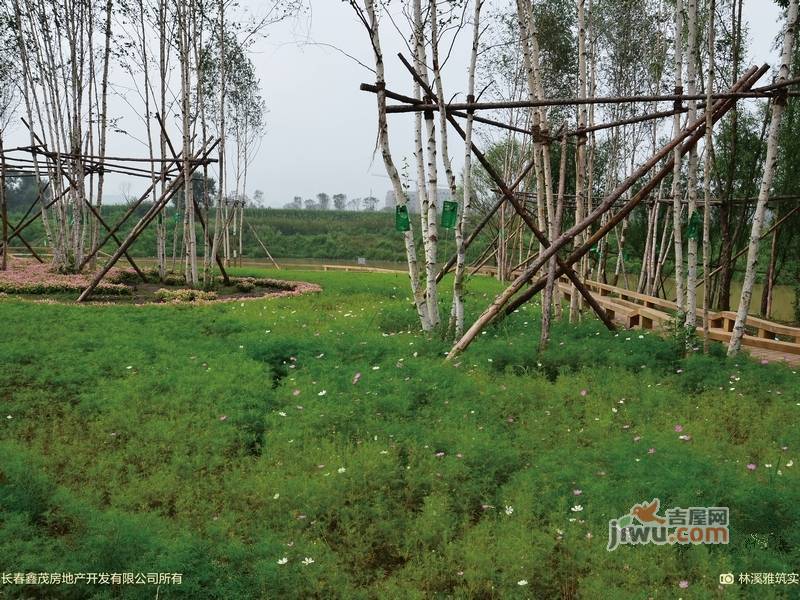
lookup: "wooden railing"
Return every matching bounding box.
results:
[558,278,800,358]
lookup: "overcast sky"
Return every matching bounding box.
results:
[7,0,786,207]
[256,0,784,207]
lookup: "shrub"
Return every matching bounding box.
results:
[235,278,256,293]
[153,288,217,303]
[0,281,131,296]
[108,269,142,286]
[162,273,188,286]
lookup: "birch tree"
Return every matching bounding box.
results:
[684,0,699,329]
[728,0,799,355]
[540,134,567,350]
[450,0,483,339]
[0,23,18,271]
[702,0,715,349]
[416,0,441,328]
[350,0,431,330]
[176,0,198,286]
[671,0,686,312]
[572,0,588,322]
[10,0,110,273]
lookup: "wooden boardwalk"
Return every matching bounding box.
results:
[557,279,800,366]
[12,253,792,363]
[319,263,800,364]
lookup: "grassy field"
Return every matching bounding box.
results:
[1,268,799,598]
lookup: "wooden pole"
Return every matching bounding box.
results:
[77,146,193,271]
[19,125,147,278]
[154,113,230,284]
[453,65,765,353]
[501,66,765,319]
[397,52,616,332]
[247,222,280,269]
[1,133,6,270]
[77,139,220,301]
[384,77,800,113]
[700,203,800,284]
[436,158,536,283]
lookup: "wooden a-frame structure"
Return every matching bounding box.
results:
[362,55,784,357]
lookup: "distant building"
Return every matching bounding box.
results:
[384,187,452,213]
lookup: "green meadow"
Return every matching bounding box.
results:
[1,268,799,598]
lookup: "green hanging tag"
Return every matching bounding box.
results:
[590,244,599,259]
[395,205,411,232]
[440,200,458,229]
[686,211,702,241]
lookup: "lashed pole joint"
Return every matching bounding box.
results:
[498,67,766,321]
[395,52,616,334]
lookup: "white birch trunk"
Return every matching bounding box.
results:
[728,0,799,355]
[571,0,589,322]
[672,0,686,311]
[684,0,699,328]
[451,0,483,338]
[362,0,431,330]
[702,0,715,350]
[179,0,198,286]
[541,134,567,351]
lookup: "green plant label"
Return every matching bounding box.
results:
[687,211,703,241]
[441,200,458,229]
[395,205,411,232]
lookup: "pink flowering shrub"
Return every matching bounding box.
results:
[0,258,131,296]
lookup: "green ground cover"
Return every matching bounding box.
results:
[1,268,798,598]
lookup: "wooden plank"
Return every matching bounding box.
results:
[718,310,800,341]
[707,328,800,355]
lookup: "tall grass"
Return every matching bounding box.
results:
[0,269,798,598]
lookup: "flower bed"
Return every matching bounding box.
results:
[0,258,131,296]
[153,288,218,303]
[0,258,322,304]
